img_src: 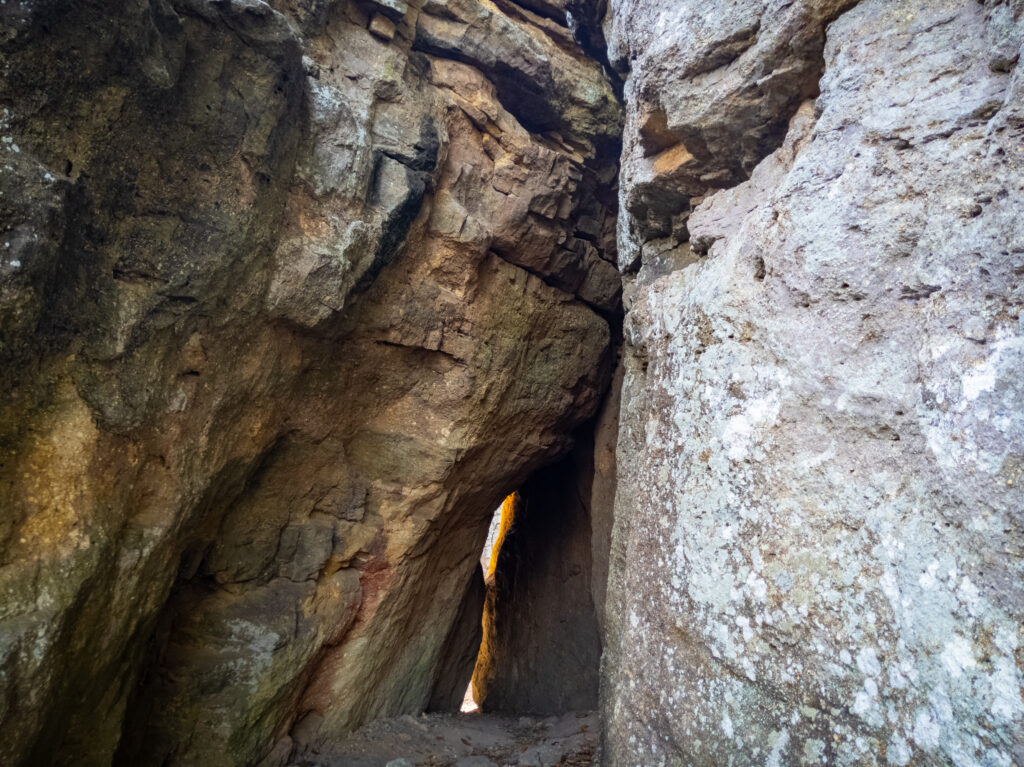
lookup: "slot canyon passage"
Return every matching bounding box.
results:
[1,0,1023,765]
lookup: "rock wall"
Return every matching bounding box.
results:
[0,1,621,765]
[5,1,1024,765]
[605,1,1024,766]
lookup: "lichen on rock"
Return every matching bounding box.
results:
[605,1,1024,765]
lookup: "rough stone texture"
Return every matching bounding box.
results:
[326,709,599,766]
[414,0,620,151]
[608,0,859,268]
[589,356,622,636]
[9,0,1023,765]
[472,439,602,715]
[0,1,620,765]
[428,565,486,713]
[605,1,1024,766]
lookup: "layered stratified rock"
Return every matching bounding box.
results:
[605,1,1024,766]
[0,2,620,765]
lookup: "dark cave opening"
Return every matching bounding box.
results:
[429,435,606,719]
[423,343,623,726]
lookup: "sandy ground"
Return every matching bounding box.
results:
[306,710,599,767]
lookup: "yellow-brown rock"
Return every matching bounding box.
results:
[0,2,620,765]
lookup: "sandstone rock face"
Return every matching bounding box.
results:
[0,2,620,765]
[605,1,1024,766]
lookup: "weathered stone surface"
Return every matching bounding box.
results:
[11,0,1020,765]
[605,1,1024,765]
[415,0,620,149]
[0,1,620,765]
[510,0,567,25]
[589,356,622,636]
[609,0,859,267]
[1,3,304,764]
[427,565,487,712]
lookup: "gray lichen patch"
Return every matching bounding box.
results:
[604,0,1024,765]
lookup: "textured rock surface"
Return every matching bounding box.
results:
[6,1,1024,765]
[605,1,1024,765]
[325,709,599,766]
[608,0,858,267]
[0,1,620,765]
[428,564,486,713]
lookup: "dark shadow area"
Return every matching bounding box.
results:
[428,562,487,712]
[426,353,623,721]
[470,442,602,715]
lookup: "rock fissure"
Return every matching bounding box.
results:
[2,0,1023,766]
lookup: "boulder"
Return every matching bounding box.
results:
[605,1,1024,765]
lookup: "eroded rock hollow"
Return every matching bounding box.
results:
[2,1,1022,766]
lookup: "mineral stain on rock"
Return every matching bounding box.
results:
[1,1,1021,766]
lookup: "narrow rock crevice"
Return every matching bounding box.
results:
[471,443,603,716]
[4,2,1023,767]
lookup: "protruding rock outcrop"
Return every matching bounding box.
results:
[609,0,861,268]
[605,1,1024,765]
[0,2,620,765]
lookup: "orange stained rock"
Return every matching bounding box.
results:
[487,492,517,579]
[652,142,696,176]
[472,491,519,709]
